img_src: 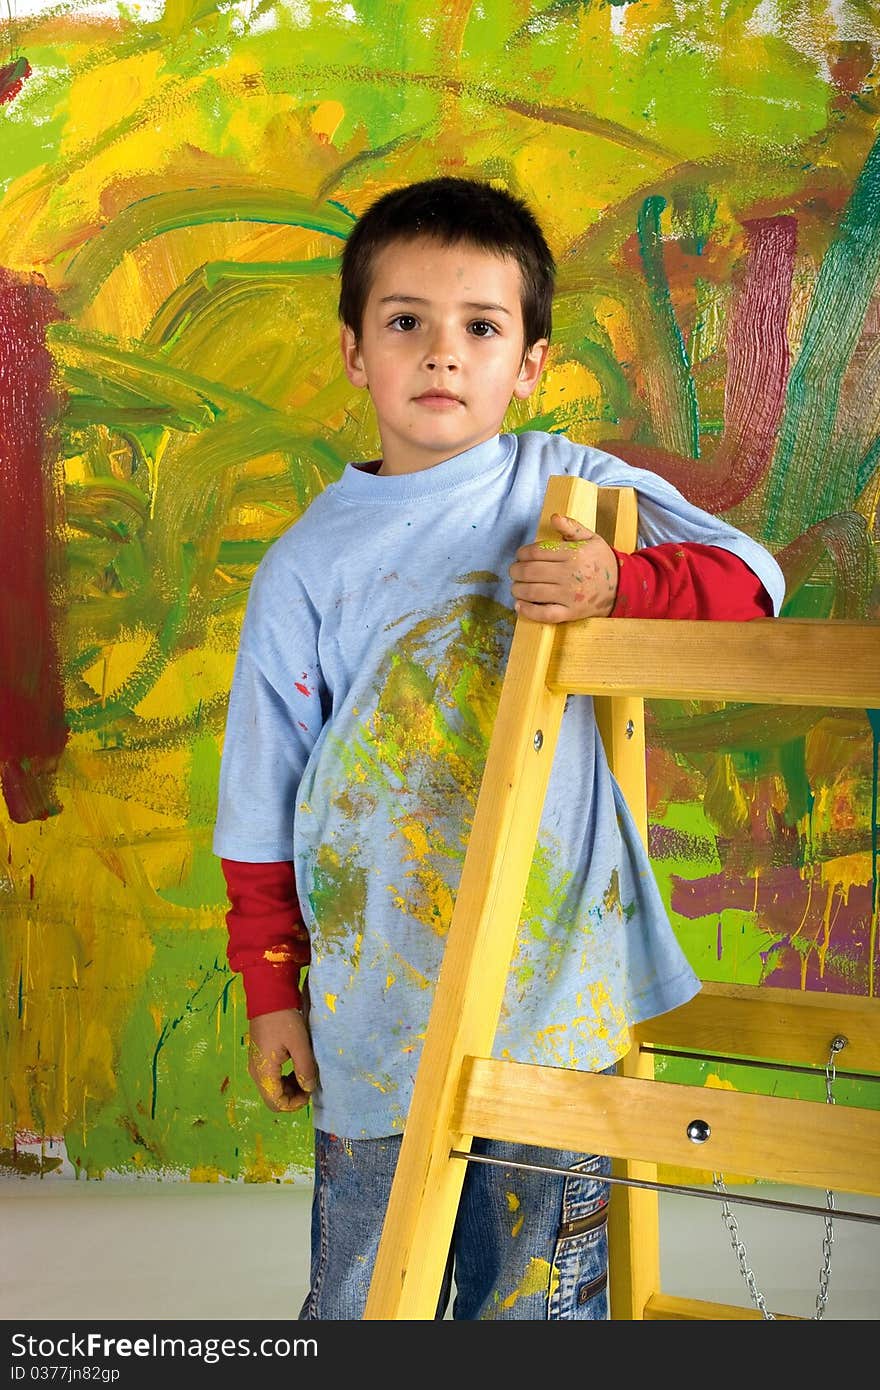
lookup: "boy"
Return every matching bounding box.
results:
[213,176,785,1320]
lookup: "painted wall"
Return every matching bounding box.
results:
[1,0,877,1180]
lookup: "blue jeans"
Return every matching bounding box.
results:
[299,1130,611,1320]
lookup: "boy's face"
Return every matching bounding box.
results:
[340,236,548,475]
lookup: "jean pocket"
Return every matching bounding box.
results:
[548,1157,611,1321]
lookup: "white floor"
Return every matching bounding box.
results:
[1,1176,878,1321]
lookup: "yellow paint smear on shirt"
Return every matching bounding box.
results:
[389,839,455,939]
[388,953,431,992]
[399,820,429,861]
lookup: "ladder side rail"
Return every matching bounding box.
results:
[591,486,661,1320]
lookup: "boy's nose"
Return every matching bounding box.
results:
[423,331,460,370]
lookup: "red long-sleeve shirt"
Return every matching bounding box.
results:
[222,543,774,1019]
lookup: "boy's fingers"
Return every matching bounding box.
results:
[255,1067,313,1112]
[514,599,570,624]
[551,512,595,539]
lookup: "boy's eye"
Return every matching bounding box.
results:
[469,320,498,338]
[390,314,419,331]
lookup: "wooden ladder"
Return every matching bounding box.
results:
[364,474,880,1321]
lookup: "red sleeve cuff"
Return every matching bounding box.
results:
[236,963,305,1020]
[610,543,774,620]
[221,858,310,1021]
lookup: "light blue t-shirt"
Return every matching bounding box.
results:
[213,430,785,1138]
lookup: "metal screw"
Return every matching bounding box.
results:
[533,730,543,751]
[625,719,634,739]
[830,1035,847,1053]
[686,1119,711,1144]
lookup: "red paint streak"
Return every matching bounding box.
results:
[598,216,796,513]
[29,874,35,899]
[0,268,67,822]
[707,216,796,509]
[828,42,873,96]
[297,721,308,731]
[0,58,31,106]
[294,682,310,696]
[774,512,873,619]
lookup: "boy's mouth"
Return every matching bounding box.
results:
[414,389,464,409]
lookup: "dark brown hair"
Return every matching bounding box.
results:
[338,176,556,347]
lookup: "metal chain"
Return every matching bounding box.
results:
[712,1035,846,1321]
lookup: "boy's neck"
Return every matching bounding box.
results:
[374,431,503,477]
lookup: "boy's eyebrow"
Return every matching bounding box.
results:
[378,294,513,316]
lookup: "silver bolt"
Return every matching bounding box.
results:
[625,720,634,739]
[686,1119,711,1144]
[533,730,543,751]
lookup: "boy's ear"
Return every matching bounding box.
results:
[512,338,549,400]
[340,323,368,387]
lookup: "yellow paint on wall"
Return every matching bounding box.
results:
[310,100,345,144]
[134,646,238,722]
[80,243,165,342]
[704,752,751,836]
[819,852,871,897]
[3,810,155,1135]
[81,638,155,699]
[63,47,167,183]
[539,361,603,415]
[188,1165,220,1181]
[61,777,199,898]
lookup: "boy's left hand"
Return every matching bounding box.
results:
[509,513,619,624]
